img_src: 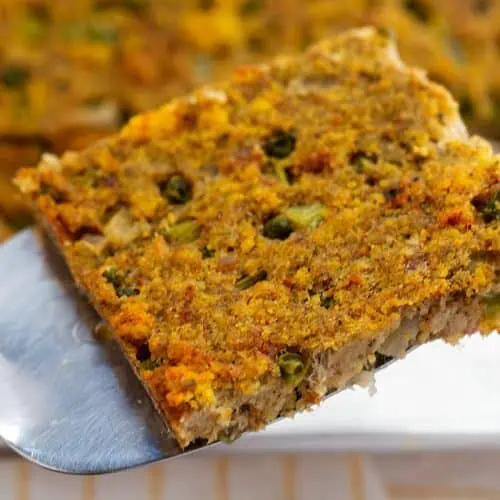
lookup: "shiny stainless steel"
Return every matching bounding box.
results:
[0,230,210,474]
[0,230,399,474]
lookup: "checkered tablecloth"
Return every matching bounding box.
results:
[3,451,500,500]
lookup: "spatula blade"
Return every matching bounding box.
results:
[0,229,201,474]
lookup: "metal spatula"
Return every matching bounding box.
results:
[0,229,416,474]
[0,229,215,474]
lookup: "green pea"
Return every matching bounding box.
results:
[263,215,293,240]
[473,190,500,222]
[236,270,267,290]
[262,129,296,159]
[163,174,192,204]
[278,352,307,386]
[0,65,31,89]
[163,220,201,244]
[282,203,327,230]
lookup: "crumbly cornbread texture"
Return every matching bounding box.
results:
[3,0,500,239]
[16,28,500,447]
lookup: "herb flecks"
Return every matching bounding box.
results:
[236,270,268,290]
[162,220,201,244]
[283,203,327,230]
[102,268,139,297]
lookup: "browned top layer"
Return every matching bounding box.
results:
[16,29,500,417]
[4,0,500,241]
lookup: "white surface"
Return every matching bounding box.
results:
[2,333,500,453]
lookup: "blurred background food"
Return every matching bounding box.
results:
[1,0,499,240]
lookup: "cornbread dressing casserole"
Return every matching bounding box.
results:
[3,0,500,140]
[16,28,500,447]
[4,0,500,239]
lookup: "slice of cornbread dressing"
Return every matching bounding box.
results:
[16,28,500,448]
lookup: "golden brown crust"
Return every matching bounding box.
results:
[4,0,500,238]
[16,28,500,446]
